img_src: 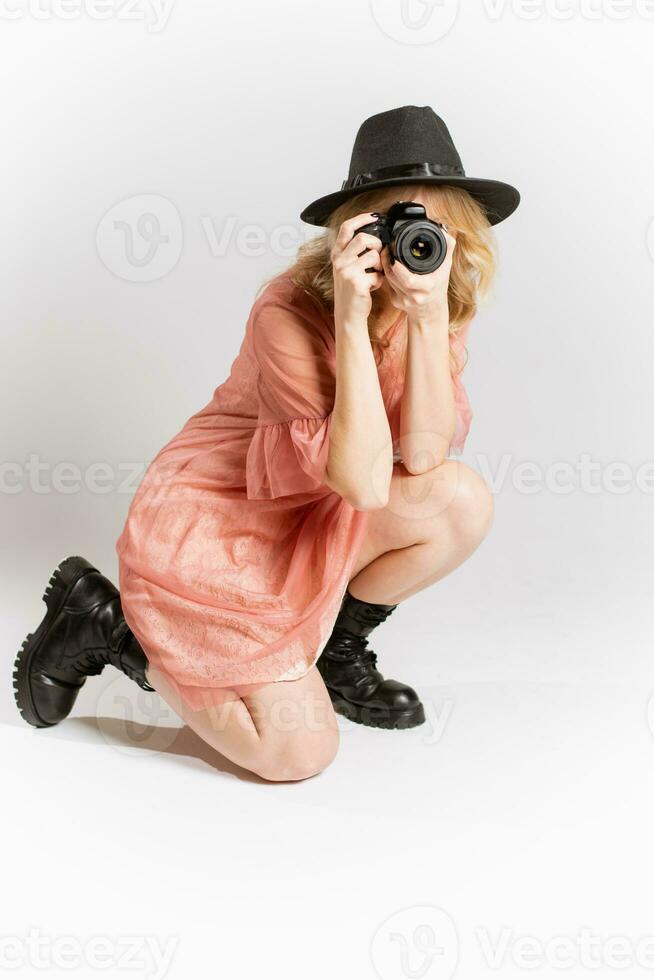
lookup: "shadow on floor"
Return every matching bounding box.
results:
[4,711,265,784]
[79,716,265,782]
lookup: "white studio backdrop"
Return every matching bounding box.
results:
[3,1,653,680]
[2,3,654,978]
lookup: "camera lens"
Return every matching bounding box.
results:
[409,237,434,261]
[393,221,446,275]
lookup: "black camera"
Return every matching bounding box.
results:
[353,201,448,275]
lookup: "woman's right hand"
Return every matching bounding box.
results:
[331,212,384,325]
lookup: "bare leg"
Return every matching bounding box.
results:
[348,460,494,605]
[142,461,491,776]
[145,663,339,783]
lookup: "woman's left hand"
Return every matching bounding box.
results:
[380,225,457,323]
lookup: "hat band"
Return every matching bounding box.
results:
[341,161,465,191]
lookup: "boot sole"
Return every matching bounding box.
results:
[327,690,426,730]
[13,556,100,729]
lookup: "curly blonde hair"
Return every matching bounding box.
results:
[282,182,497,376]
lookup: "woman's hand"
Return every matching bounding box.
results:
[331,212,385,325]
[380,225,457,324]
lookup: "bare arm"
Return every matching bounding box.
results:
[400,306,455,472]
[380,226,459,474]
[323,213,394,511]
[325,316,393,510]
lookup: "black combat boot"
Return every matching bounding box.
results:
[316,588,425,730]
[13,555,154,729]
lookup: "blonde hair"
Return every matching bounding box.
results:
[271,183,496,375]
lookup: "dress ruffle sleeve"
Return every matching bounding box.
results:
[245,414,332,499]
[449,316,474,456]
[245,295,336,500]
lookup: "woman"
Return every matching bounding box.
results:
[13,105,520,781]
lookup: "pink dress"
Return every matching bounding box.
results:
[115,272,473,712]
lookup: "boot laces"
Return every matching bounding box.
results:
[330,633,380,674]
[122,663,155,692]
[348,648,378,671]
[64,647,154,691]
[67,648,107,677]
[112,646,156,691]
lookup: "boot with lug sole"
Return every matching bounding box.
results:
[13,555,154,729]
[317,588,425,730]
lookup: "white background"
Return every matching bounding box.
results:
[2,1,654,978]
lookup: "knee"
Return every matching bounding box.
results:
[255,730,340,783]
[442,461,494,544]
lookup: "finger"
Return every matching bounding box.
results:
[337,232,384,264]
[379,248,397,282]
[385,247,449,292]
[368,271,384,290]
[388,258,420,291]
[380,249,409,293]
[333,212,381,253]
[355,249,383,272]
[429,222,456,256]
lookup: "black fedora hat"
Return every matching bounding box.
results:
[300,105,520,228]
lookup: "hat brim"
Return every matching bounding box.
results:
[300,175,520,228]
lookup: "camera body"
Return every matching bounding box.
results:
[354,201,448,275]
